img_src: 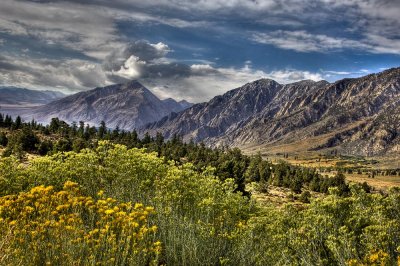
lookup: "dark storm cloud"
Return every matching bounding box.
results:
[143,63,191,79]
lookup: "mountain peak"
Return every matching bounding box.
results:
[121,80,145,90]
[286,79,330,87]
[142,68,400,156]
[26,81,192,130]
[253,78,281,86]
[0,86,65,106]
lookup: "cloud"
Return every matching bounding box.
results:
[0,54,109,92]
[111,55,146,80]
[322,71,352,75]
[0,0,399,103]
[190,64,219,75]
[322,69,371,75]
[0,0,127,60]
[252,30,370,53]
[103,40,192,83]
[140,63,324,102]
[103,41,171,72]
[267,70,324,82]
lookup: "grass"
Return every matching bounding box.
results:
[243,145,400,192]
[346,173,400,191]
[247,183,320,208]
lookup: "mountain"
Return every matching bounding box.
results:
[141,68,400,157]
[0,86,65,105]
[27,81,192,130]
[162,98,193,111]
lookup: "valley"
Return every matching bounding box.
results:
[2,0,400,264]
[1,68,399,265]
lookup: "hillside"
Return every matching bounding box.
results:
[26,80,192,130]
[142,68,400,157]
[0,86,64,105]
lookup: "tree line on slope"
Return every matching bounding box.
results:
[0,114,375,197]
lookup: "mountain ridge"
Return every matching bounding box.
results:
[25,81,193,130]
[0,86,65,105]
[141,67,400,157]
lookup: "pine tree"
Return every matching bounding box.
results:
[98,121,106,139]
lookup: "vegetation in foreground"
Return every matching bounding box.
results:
[0,141,399,265]
[0,115,400,265]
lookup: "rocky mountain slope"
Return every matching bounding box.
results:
[142,68,400,156]
[0,87,64,105]
[27,81,192,130]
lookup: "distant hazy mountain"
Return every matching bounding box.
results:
[142,68,400,157]
[28,81,193,130]
[0,86,65,105]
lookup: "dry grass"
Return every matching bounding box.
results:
[247,183,320,208]
[241,120,367,155]
[346,173,400,191]
[240,119,399,170]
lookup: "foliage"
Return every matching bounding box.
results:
[0,141,253,265]
[1,115,399,265]
[235,186,400,265]
[0,181,159,265]
[0,114,378,197]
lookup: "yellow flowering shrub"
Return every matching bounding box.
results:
[0,181,160,265]
[347,249,397,266]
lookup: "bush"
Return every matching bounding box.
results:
[0,181,160,265]
[299,190,311,203]
[0,141,253,265]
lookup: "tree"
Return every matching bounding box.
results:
[299,190,311,203]
[19,128,40,152]
[4,115,12,128]
[290,176,303,194]
[54,138,72,152]
[72,138,87,152]
[98,121,107,139]
[244,153,262,182]
[37,140,53,156]
[112,126,120,140]
[142,132,151,145]
[0,132,8,146]
[70,121,77,137]
[78,121,85,138]
[49,118,61,133]
[12,115,22,130]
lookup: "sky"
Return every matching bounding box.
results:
[0,0,400,103]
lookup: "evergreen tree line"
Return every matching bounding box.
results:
[0,114,381,196]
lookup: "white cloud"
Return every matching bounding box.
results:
[0,55,109,92]
[0,0,123,60]
[267,70,323,82]
[190,64,217,75]
[252,30,371,53]
[112,55,146,79]
[363,34,400,55]
[323,71,351,75]
[321,69,372,76]
[150,42,171,55]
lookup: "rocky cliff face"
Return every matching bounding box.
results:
[142,68,400,156]
[27,81,192,130]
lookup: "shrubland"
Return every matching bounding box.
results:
[0,115,400,265]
